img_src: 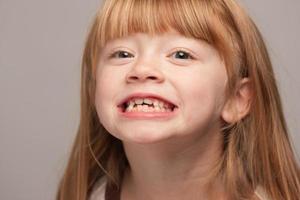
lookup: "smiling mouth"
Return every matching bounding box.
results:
[119,97,177,113]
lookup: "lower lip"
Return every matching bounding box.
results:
[117,106,178,119]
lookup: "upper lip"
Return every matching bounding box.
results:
[117,92,178,108]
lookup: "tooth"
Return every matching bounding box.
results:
[158,101,164,108]
[130,101,135,106]
[126,100,134,106]
[165,103,172,109]
[137,105,143,111]
[154,106,160,112]
[126,103,134,112]
[143,98,153,105]
[148,106,154,112]
[153,100,159,106]
[142,105,149,112]
[134,98,143,105]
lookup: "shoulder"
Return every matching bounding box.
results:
[89,176,107,200]
[254,186,271,200]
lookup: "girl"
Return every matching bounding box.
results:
[56,0,300,199]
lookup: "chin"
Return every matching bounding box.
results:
[119,129,174,144]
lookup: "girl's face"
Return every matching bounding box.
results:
[95,31,228,144]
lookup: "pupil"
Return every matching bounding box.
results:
[119,51,130,58]
[176,51,189,59]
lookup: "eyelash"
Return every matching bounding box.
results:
[108,50,134,59]
[169,50,195,60]
[108,50,195,60]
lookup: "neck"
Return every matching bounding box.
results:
[120,129,227,200]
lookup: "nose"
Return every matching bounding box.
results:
[125,60,165,84]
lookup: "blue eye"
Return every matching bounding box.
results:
[109,50,134,59]
[172,50,194,60]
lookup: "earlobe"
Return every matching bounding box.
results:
[221,78,252,124]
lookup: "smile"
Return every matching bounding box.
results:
[122,97,175,113]
[117,95,178,119]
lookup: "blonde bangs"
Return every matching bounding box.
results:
[97,0,227,47]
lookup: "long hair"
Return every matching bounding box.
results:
[56,0,300,199]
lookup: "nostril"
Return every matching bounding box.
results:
[125,66,165,83]
[127,75,160,83]
[148,76,156,80]
[128,76,138,80]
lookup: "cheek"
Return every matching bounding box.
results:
[179,71,227,122]
[95,70,112,107]
[94,83,110,129]
[179,72,213,102]
[94,69,120,129]
[95,67,125,104]
[186,83,217,117]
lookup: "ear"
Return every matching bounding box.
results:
[221,78,252,123]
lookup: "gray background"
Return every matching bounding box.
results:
[0,0,299,199]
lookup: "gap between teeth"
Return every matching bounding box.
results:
[124,98,174,112]
[125,104,172,112]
